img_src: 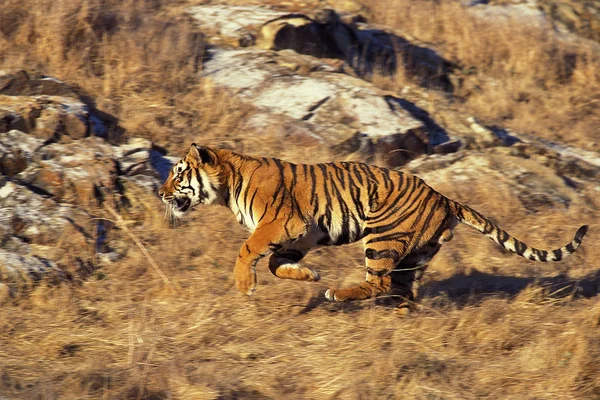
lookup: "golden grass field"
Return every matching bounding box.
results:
[1,0,599,398]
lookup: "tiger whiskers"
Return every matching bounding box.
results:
[163,204,179,226]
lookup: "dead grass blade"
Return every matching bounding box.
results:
[104,203,178,294]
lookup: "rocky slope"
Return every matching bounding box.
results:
[0,72,176,299]
[0,3,598,299]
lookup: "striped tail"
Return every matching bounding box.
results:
[449,200,588,262]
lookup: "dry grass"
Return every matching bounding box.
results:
[364,0,600,151]
[1,182,599,399]
[1,0,600,399]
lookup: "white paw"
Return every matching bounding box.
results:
[324,289,335,301]
[246,287,255,296]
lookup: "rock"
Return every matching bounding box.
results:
[0,72,115,141]
[35,105,62,139]
[0,71,177,289]
[0,181,79,245]
[538,0,600,42]
[0,70,79,98]
[188,5,289,47]
[63,112,88,139]
[0,147,28,176]
[0,127,176,287]
[191,6,454,87]
[202,48,451,166]
[116,137,158,176]
[257,13,344,59]
[0,130,43,175]
[328,0,366,14]
[466,116,502,147]
[0,108,29,133]
[0,249,56,285]
[189,5,460,165]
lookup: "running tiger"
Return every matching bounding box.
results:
[158,144,588,306]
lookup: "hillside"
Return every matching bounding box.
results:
[0,0,599,398]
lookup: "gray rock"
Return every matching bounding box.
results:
[0,130,43,175]
[190,5,460,166]
[202,48,442,166]
[0,72,117,140]
[188,5,289,47]
[0,126,175,290]
[0,249,56,286]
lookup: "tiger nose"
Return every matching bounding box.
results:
[157,188,164,199]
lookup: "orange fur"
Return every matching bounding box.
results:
[158,145,588,306]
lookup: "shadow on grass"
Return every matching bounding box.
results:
[299,269,600,314]
[420,269,600,307]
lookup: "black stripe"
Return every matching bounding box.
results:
[496,229,510,245]
[411,196,445,245]
[248,189,259,224]
[366,230,414,245]
[482,220,494,235]
[365,248,400,261]
[566,243,575,253]
[531,248,547,261]
[309,165,318,207]
[332,164,346,190]
[575,225,588,243]
[351,165,364,185]
[514,240,527,256]
[366,174,413,222]
[365,188,433,235]
[274,249,305,262]
[271,159,287,220]
[552,249,562,261]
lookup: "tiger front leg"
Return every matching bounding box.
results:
[234,222,306,296]
[268,249,320,282]
[234,241,261,296]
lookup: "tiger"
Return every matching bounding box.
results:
[158,144,588,307]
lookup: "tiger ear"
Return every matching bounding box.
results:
[188,143,216,165]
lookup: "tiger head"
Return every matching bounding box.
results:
[158,144,222,219]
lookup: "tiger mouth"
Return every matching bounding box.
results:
[173,197,191,213]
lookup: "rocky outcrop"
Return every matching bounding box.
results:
[470,0,600,44]
[0,70,119,142]
[2,4,599,301]
[193,6,454,85]
[203,48,454,166]
[192,5,458,167]
[538,0,600,42]
[0,71,180,296]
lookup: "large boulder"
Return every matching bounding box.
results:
[190,5,458,166]
[0,70,117,141]
[202,48,456,166]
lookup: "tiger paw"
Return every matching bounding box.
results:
[397,300,417,316]
[234,268,256,296]
[324,289,338,301]
[236,279,256,296]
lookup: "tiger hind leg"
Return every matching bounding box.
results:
[325,270,393,302]
[392,228,453,313]
[325,243,405,302]
[325,227,454,304]
[268,249,320,282]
